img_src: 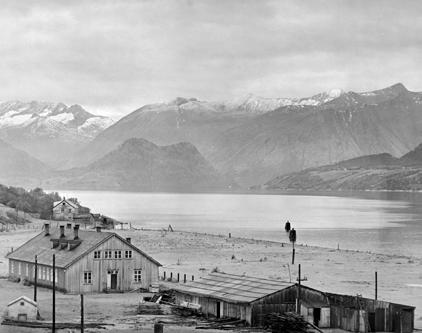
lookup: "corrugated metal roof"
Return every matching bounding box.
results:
[172,272,292,304]
[6,226,161,268]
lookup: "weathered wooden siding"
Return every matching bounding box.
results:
[9,259,66,291]
[251,285,329,327]
[174,292,252,324]
[65,235,159,293]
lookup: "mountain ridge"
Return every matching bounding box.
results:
[44,138,232,192]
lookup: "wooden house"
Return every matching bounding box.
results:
[5,296,39,321]
[171,272,415,332]
[6,223,161,294]
[52,198,79,221]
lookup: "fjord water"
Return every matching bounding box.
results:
[57,190,422,258]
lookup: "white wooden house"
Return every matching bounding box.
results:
[5,296,39,321]
[7,223,161,294]
[52,198,79,221]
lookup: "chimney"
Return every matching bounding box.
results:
[66,223,72,229]
[96,226,101,233]
[44,223,50,236]
[126,237,131,244]
[74,224,80,240]
[60,225,65,238]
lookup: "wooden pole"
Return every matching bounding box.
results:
[297,264,301,314]
[34,255,38,302]
[292,248,295,265]
[375,271,378,300]
[81,294,84,333]
[52,254,56,333]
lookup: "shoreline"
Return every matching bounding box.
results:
[1,224,421,329]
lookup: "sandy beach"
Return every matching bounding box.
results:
[0,222,421,331]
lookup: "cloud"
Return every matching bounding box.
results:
[0,0,421,118]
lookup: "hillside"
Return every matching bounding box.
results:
[0,138,51,187]
[44,138,232,192]
[263,151,422,192]
[0,101,113,167]
[66,83,422,186]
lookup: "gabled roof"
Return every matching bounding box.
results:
[53,198,78,209]
[8,296,37,307]
[172,272,292,304]
[6,226,161,268]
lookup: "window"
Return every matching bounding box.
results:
[18,262,21,275]
[94,251,101,259]
[55,269,58,283]
[114,250,122,259]
[25,264,29,277]
[84,271,92,284]
[134,269,142,283]
[10,261,14,274]
[104,250,112,259]
[125,250,132,259]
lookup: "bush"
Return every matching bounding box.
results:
[0,185,61,219]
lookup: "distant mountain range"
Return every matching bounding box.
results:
[2,83,422,192]
[0,101,113,167]
[263,143,422,191]
[43,138,232,192]
[0,138,50,187]
[64,83,422,186]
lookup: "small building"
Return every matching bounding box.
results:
[52,198,79,221]
[5,296,39,321]
[7,223,161,294]
[171,272,415,332]
[326,292,415,333]
[171,272,294,326]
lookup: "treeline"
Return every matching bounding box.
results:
[0,185,61,219]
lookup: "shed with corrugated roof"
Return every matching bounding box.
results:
[171,272,299,326]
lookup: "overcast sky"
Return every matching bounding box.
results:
[1,0,421,119]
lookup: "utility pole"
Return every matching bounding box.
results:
[52,254,56,333]
[375,271,378,300]
[81,294,84,333]
[297,264,301,314]
[34,255,38,302]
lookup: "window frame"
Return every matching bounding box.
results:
[134,269,142,283]
[83,271,92,284]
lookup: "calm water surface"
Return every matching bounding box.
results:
[56,190,422,258]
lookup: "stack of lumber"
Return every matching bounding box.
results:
[264,312,319,333]
[137,302,165,315]
[196,317,246,330]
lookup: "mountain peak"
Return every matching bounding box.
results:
[170,97,198,106]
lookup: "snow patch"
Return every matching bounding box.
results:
[0,114,35,128]
[49,112,75,124]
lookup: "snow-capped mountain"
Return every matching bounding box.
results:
[0,101,114,167]
[220,89,345,114]
[0,101,113,138]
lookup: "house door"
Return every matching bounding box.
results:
[107,270,118,290]
[313,308,321,327]
[111,273,117,290]
[368,312,375,332]
[216,302,221,318]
